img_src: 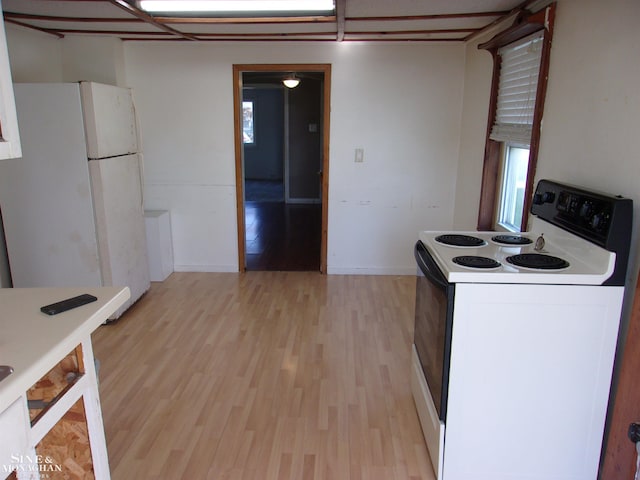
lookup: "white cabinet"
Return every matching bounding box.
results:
[0,3,22,160]
[144,210,174,281]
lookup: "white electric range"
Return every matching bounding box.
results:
[411,180,633,480]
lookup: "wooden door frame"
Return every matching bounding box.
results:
[232,63,331,273]
[602,272,640,477]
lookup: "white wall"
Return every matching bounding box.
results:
[61,36,127,86]
[5,26,126,86]
[124,42,465,274]
[452,37,493,230]
[5,24,63,82]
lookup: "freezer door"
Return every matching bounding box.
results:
[89,154,150,318]
[80,82,138,159]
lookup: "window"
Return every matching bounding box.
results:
[498,144,529,231]
[242,100,254,144]
[492,31,543,231]
[476,4,555,232]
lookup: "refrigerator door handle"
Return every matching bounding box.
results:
[138,153,145,208]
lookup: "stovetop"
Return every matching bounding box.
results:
[419,218,616,285]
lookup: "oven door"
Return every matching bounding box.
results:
[414,240,454,422]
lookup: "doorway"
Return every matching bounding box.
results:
[233,64,331,272]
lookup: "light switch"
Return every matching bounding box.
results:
[355,148,364,163]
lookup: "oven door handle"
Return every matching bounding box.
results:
[414,241,449,289]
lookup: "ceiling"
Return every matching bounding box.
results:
[2,0,536,43]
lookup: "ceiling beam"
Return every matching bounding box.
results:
[52,28,172,35]
[3,12,143,23]
[349,28,478,35]
[107,0,198,40]
[4,18,65,38]
[347,11,510,22]
[51,29,337,38]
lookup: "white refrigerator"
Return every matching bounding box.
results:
[0,82,150,319]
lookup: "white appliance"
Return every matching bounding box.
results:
[144,210,174,282]
[0,82,149,319]
[412,180,633,480]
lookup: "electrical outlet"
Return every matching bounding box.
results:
[355,148,364,163]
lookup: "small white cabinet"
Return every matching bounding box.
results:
[144,210,174,281]
[0,2,22,160]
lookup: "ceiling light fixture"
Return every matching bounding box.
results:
[139,0,335,13]
[282,74,300,89]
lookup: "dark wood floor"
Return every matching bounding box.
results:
[245,201,321,271]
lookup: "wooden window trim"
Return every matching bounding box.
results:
[476,3,556,231]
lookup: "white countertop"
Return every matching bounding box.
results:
[0,286,130,413]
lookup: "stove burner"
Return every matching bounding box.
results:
[435,234,486,248]
[492,235,533,246]
[506,253,570,270]
[452,256,501,269]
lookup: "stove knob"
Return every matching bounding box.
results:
[533,192,555,205]
[580,201,593,219]
[591,212,609,231]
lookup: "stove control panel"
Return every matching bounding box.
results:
[555,192,612,234]
[531,179,633,285]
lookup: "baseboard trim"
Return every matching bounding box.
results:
[173,265,415,275]
[174,264,238,273]
[327,266,415,275]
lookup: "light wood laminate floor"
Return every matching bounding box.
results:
[92,272,434,479]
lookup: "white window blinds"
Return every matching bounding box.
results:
[490,31,544,145]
